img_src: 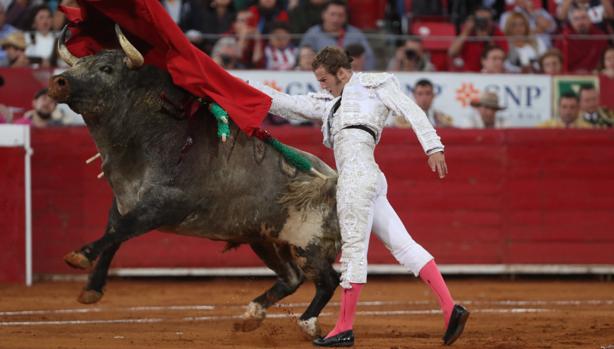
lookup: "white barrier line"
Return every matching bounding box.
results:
[0,305,215,316]
[0,318,166,326]
[282,299,614,307]
[0,308,552,327]
[2,299,612,317]
[127,305,214,312]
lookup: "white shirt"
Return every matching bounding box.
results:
[163,0,182,24]
[25,31,56,61]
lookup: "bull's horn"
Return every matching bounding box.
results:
[57,25,78,66]
[114,24,144,69]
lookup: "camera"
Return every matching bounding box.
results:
[405,49,419,61]
[475,16,490,31]
[220,54,233,66]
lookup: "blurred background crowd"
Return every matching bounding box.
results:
[0,0,613,129]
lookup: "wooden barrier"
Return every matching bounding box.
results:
[2,127,614,281]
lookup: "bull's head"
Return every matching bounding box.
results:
[48,25,146,116]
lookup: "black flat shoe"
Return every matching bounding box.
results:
[313,330,354,347]
[443,304,470,345]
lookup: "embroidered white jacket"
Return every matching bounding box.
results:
[251,72,444,154]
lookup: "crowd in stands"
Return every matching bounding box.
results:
[0,0,613,128]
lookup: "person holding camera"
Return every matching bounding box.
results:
[387,37,435,72]
[448,6,509,72]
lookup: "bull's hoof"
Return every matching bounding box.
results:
[298,317,321,339]
[234,316,265,332]
[233,302,266,332]
[64,251,93,270]
[78,289,103,304]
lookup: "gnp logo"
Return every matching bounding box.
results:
[455,83,481,107]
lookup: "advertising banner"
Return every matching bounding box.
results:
[233,71,553,128]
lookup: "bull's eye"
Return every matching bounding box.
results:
[100,66,113,74]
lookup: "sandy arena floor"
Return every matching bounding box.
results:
[0,277,613,349]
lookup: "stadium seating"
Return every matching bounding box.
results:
[411,20,456,71]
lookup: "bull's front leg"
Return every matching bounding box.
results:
[73,200,122,304]
[64,187,190,270]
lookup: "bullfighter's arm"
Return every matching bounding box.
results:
[376,76,444,155]
[248,80,331,122]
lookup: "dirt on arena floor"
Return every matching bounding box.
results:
[0,277,613,349]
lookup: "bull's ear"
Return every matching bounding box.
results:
[57,25,78,66]
[114,24,144,69]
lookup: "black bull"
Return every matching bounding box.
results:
[48,48,342,338]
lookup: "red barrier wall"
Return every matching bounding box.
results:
[0,148,26,283]
[3,127,614,280]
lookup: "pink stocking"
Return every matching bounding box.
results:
[419,260,455,327]
[325,283,364,338]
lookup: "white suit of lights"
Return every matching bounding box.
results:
[252,72,444,288]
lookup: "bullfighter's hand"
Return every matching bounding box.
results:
[428,151,447,179]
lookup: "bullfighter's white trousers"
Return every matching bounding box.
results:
[333,128,434,289]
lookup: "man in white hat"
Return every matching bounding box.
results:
[469,91,506,128]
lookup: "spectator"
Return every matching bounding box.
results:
[247,0,288,35]
[299,0,375,70]
[232,9,260,68]
[288,0,327,34]
[4,0,30,30]
[0,3,17,66]
[200,0,237,54]
[24,5,55,67]
[468,91,507,128]
[448,6,509,72]
[0,30,29,67]
[503,12,547,73]
[211,36,245,69]
[540,92,593,128]
[450,0,506,31]
[345,42,366,71]
[387,38,435,72]
[598,46,614,78]
[556,0,614,32]
[578,84,614,127]
[413,79,454,127]
[13,87,65,127]
[259,21,297,70]
[538,48,564,74]
[499,0,557,47]
[161,0,207,34]
[161,0,209,50]
[481,45,508,73]
[295,45,316,70]
[555,7,609,73]
[391,79,454,128]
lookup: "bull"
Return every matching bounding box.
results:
[48,26,341,338]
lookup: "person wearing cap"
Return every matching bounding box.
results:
[13,88,65,127]
[469,91,506,128]
[0,30,29,67]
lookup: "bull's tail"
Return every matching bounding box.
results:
[278,175,337,212]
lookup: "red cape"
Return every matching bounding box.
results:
[60,0,271,136]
